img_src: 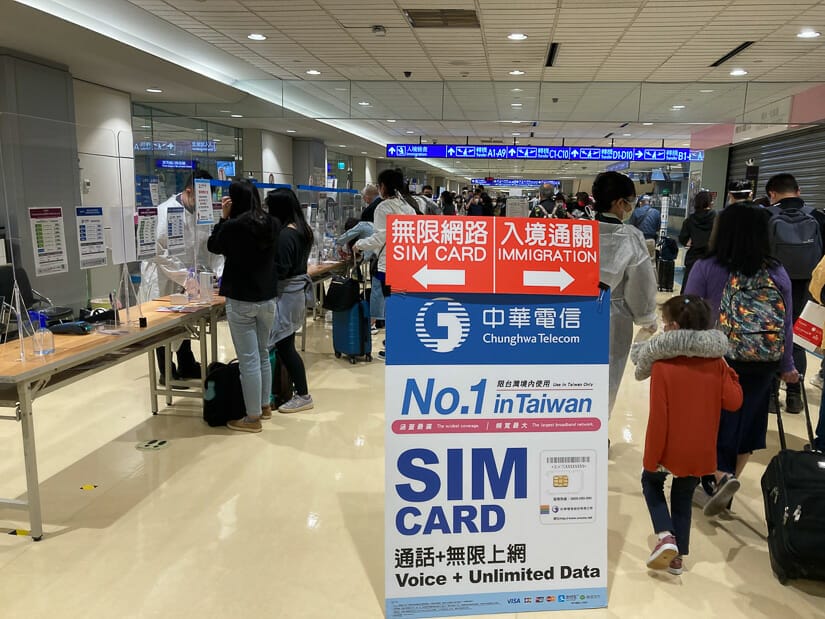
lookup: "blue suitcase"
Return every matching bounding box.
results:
[332,299,372,363]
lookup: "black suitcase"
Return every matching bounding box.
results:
[656,259,675,292]
[761,381,825,584]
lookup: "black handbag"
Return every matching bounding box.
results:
[323,275,361,312]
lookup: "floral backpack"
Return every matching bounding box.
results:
[719,269,786,362]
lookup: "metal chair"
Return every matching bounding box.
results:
[0,265,74,339]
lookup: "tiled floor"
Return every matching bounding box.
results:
[1,316,824,618]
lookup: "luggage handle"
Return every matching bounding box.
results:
[775,374,816,451]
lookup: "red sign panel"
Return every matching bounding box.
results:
[386,216,600,296]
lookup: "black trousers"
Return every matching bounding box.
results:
[155,339,195,375]
[274,333,308,396]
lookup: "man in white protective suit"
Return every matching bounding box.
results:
[141,169,224,384]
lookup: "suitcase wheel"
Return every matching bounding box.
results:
[334,351,342,359]
[366,354,372,362]
[349,357,357,365]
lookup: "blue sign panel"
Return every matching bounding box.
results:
[155,159,196,170]
[387,144,704,163]
[470,179,560,188]
[386,293,610,367]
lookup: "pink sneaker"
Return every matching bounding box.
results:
[668,556,684,575]
[646,535,679,570]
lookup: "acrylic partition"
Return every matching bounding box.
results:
[295,185,361,265]
[0,113,139,358]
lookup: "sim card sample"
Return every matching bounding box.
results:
[539,450,596,524]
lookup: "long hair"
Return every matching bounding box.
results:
[230,179,275,248]
[706,202,774,277]
[265,188,313,247]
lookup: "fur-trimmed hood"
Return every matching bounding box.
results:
[630,329,730,380]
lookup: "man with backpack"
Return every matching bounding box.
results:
[766,173,825,413]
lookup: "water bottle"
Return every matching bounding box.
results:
[184,268,200,302]
[30,312,55,356]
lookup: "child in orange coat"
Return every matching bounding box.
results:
[631,295,743,575]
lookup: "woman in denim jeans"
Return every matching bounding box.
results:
[208,179,280,433]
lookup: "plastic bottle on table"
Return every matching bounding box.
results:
[30,312,55,356]
[184,268,200,302]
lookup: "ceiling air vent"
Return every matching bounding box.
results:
[710,41,754,67]
[404,9,480,28]
[546,42,560,67]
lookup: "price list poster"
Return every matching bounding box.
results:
[29,207,69,276]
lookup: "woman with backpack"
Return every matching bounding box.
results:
[684,202,798,515]
[208,179,280,433]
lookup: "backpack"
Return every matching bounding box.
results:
[719,270,786,363]
[768,205,822,279]
[657,237,679,261]
[203,360,246,427]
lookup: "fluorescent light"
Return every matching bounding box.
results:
[507,33,528,41]
[511,103,523,108]
[730,68,748,76]
[213,139,221,142]
[247,33,267,41]
[194,128,205,132]
[406,130,415,134]
[387,119,397,123]
[357,101,371,106]
[361,151,368,155]
[286,130,296,133]
[306,69,321,75]
[145,87,163,93]
[140,125,151,129]
[682,143,690,146]
[642,122,654,126]
[700,89,715,93]
[219,110,231,113]
[671,105,686,110]
[623,133,632,137]
[509,70,525,75]
[511,88,523,93]
[231,114,243,118]
[338,144,347,148]
[512,132,521,136]
[797,29,821,39]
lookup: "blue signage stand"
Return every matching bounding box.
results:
[385,291,611,618]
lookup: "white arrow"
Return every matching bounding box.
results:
[447,147,455,156]
[572,149,579,157]
[508,148,516,156]
[388,146,396,155]
[413,265,466,288]
[635,150,644,158]
[523,267,575,290]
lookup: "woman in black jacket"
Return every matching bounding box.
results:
[680,190,716,292]
[208,179,280,433]
[266,188,315,414]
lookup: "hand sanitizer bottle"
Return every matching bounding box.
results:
[30,313,55,356]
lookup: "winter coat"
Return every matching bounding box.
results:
[631,329,743,477]
[679,210,716,269]
[628,204,661,240]
[598,213,659,414]
[354,197,417,273]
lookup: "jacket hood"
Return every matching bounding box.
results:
[691,210,715,230]
[630,329,730,380]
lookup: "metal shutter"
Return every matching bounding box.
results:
[727,125,825,210]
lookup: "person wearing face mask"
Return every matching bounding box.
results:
[141,169,224,384]
[593,171,659,417]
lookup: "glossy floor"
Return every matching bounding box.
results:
[1,318,824,619]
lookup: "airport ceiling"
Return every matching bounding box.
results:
[8,0,825,178]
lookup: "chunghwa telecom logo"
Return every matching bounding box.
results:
[415,298,471,353]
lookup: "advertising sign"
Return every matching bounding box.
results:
[28,207,68,276]
[385,216,600,297]
[74,207,107,269]
[195,178,214,225]
[384,292,609,618]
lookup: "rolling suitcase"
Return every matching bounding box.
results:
[331,257,372,364]
[656,260,675,292]
[332,299,372,363]
[761,380,825,584]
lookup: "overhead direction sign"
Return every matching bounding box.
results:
[387,144,704,163]
[471,179,560,188]
[386,216,600,297]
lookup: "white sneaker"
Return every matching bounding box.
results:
[810,374,824,390]
[278,394,314,414]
